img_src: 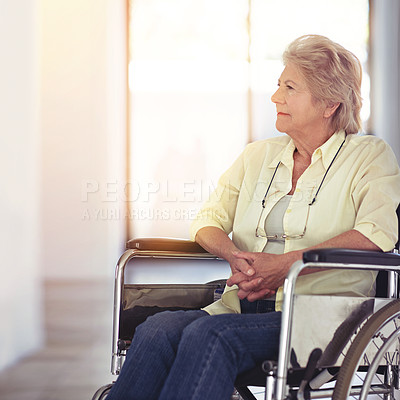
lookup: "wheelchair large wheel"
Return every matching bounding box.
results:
[333,300,400,400]
[91,383,113,400]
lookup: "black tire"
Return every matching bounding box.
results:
[333,300,400,400]
[91,383,114,400]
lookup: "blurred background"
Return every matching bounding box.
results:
[0,0,399,398]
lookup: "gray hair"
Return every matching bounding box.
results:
[283,35,363,134]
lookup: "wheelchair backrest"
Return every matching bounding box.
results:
[375,204,400,298]
[396,204,400,250]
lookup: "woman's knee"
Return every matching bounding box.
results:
[135,310,208,341]
[181,314,226,346]
[136,310,181,337]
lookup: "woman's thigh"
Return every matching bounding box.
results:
[133,309,209,347]
[159,311,282,400]
[180,311,282,368]
[107,310,209,400]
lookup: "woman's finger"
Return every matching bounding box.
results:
[236,277,264,292]
[237,288,251,300]
[227,272,250,287]
[233,251,256,264]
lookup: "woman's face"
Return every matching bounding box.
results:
[271,63,328,138]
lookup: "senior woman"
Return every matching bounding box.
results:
[106,35,400,400]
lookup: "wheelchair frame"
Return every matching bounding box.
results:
[93,238,400,400]
[276,255,400,400]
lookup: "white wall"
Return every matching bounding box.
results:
[40,0,127,279]
[0,0,43,369]
[0,0,127,371]
[370,0,400,160]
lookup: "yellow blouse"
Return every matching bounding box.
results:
[190,130,400,314]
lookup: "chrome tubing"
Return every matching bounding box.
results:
[111,249,137,375]
[275,260,305,400]
[388,270,399,299]
[110,248,219,375]
[275,260,400,400]
[305,385,390,399]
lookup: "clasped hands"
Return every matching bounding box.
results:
[226,251,290,302]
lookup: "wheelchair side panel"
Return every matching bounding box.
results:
[290,295,395,368]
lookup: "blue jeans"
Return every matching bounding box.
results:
[107,300,281,400]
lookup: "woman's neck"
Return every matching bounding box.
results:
[292,129,335,159]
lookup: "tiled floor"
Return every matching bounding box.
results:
[0,280,267,400]
[0,280,115,400]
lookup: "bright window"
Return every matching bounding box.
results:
[127,0,369,238]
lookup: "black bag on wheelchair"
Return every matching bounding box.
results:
[119,280,226,344]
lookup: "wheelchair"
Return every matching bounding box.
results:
[92,218,400,400]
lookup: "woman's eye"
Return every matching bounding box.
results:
[286,85,294,90]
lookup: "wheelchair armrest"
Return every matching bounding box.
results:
[126,237,209,254]
[303,248,400,266]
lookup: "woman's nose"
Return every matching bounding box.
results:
[271,87,283,104]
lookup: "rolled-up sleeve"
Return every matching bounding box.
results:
[190,150,245,241]
[352,140,400,251]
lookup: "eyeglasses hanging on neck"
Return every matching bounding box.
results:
[255,136,346,239]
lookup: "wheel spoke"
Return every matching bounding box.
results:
[332,300,400,400]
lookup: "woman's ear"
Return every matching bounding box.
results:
[324,102,340,118]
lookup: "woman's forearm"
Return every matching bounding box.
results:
[278,229,381,278]
[310,229,380,251]
[195,226,240,264]
[298,229,381,275]
[195,226,257,278]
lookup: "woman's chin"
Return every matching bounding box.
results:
[275,122,286,133]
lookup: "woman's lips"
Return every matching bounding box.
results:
[277,112,290,116]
